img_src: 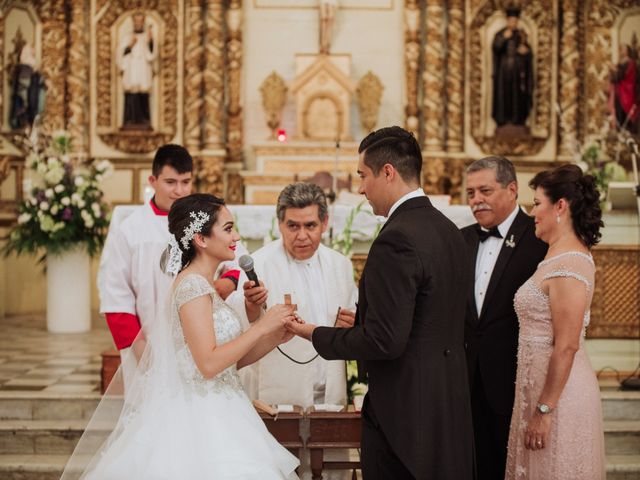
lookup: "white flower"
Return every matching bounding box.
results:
[576,161,589,172]
[40,215,55,232]
[61,196,71,206]
[36,162,47,175]
[51,222,65,233]
[17,213,31,224]
[47,157,59,168]
[91,203,101,216]
[61,154,70,164]
[30,197,38,206]
[39,201,50,211]
[45,188,54,198]
[71,193,81,203]
[54,184,65,193]
[50,205,59,215]
[77,199,86,209]
[74,176,84,187]
[44,166,64,185]
[81,210,94,228]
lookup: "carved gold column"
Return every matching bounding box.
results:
[445,0,464,152]
[0,8,3,123]
[404,0,421,138]
[558,0,580,157]
[40,0,67,133]
[184,0,205,152]
[67,0,89,152]
[203,0,225,150]
[225,0,243,164]
[422,0,446,152]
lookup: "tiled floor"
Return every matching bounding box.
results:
[0,314,113,393]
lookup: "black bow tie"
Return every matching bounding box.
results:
[476,225,502,242]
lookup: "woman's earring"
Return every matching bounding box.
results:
[556,214,560,224]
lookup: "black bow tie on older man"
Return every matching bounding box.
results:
[476,224,503,242]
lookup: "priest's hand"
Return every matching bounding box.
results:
[285,319,316,341]
[244,280,268,323]
[335,308,355,328]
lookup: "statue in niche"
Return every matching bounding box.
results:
[319,0,338,54]
[491,6,533,135]
[9,43,46,130]
[608,41,639,134]
[117,11,156,131]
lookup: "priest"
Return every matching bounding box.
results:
[240,182,358,408]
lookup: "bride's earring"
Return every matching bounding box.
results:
[556,214,560,224]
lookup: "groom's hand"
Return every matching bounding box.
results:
[285,319,316,341]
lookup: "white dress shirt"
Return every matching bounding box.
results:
[387,187,426,218]
[474,204,520,316]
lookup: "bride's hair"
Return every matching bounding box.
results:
[167,193,226,271]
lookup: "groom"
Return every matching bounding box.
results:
[287,126,475,479]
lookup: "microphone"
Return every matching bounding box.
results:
[238,254,260,286]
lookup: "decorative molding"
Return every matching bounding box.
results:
[589,245,640,338]
[583,0,638,138]
[422,0,446,151]
[225,171,244,204]
[40,0,67,133]
[445,0,465,152]
[422,156,465,204]
[403,0,421,138]
[67,0,89,153]
[184,0,204,152]
[203,0,225,150]
[225,0,244,164]
[355,71,384,133]
[197,155,225,197]
[0,8,4,123]
[260,71,288,138]
[95,1,178,153]
[469,0,554,156]
[558,0,580,157]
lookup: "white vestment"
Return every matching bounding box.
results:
[240,239,357,408]
[117,31,156,93]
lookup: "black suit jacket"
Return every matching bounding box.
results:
[313,196,475,479]
[462,208,547,415]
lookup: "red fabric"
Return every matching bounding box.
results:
[105,312,141,350]
[221,269,240,281]
[616,60,639,120]
[149,198,168,216]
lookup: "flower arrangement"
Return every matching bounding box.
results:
[331,200,382,257]
[2,131,113,260]
[576,135,627,200]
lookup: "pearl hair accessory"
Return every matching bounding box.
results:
[181,211,210,250]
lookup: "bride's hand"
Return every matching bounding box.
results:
[256,304,296,335]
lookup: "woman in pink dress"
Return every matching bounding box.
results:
[505,164,605,479]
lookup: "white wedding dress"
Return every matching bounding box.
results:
[65,274,299,480]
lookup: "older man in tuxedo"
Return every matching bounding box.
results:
[462,156,547,480]
[287,126,474,479]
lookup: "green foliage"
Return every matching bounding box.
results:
[2,131,113,261]
[578,137,628,199]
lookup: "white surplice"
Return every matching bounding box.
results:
[239,239,358,408]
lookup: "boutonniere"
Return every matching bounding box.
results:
[505,234,516,248]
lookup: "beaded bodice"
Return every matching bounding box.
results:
[514,251,594,348]
[171,274,244,396]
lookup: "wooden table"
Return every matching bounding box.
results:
[258,406,305,460]
[307,406,362,480]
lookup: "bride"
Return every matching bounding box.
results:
[63,193,300,479]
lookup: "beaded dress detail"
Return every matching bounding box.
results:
[505,252,605,480]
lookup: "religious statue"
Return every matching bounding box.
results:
[608,42,639,134]
[491,7,533,132]
[117,12,157,130]
[319,0,338,54]
[9,43,45,130]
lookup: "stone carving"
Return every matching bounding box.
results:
[446,0,464,152]
[319,0,338,54]
[225,0,244,164]
[204,0,225,150]
[40,0,66,133]
[423,0,446,152]
[469,0,554,155]
[197,155,225,197]
[422,156,465,203]
[558,0,580,157]
[291,56,355,141]
[260,71,288,139]
[96,2,178,153]
[226,171,245,204]
[67,0,89,152]
[403,0,421,138]
[184,0,204,151]
[355,71,384,133]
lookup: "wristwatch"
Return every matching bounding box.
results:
[536,403,553,414]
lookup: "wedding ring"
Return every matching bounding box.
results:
[536,441,542,447]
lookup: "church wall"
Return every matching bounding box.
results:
[242,0,404,168]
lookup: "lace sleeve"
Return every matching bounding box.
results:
[540,252,595,293]
[174,274,215,309]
